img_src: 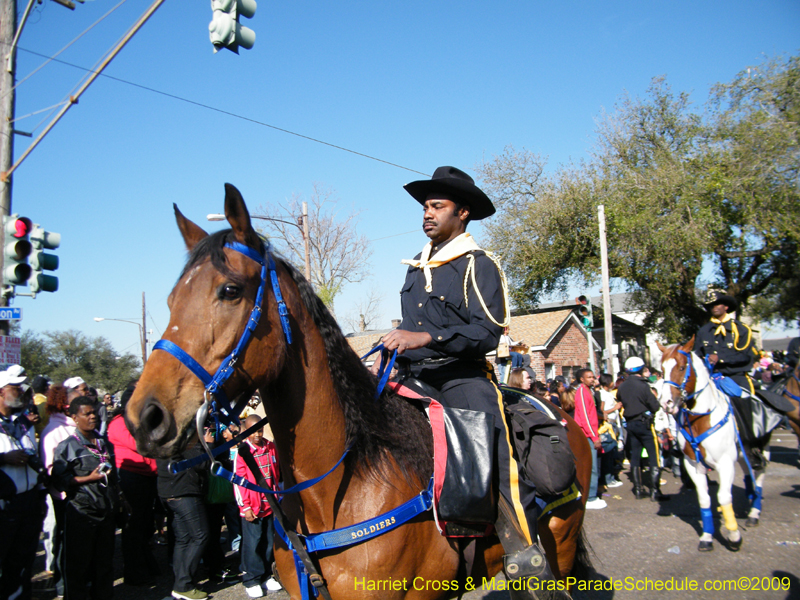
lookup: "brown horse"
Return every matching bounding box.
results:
[126,184,591,599]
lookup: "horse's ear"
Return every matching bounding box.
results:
[656,341,667,353]
[174,204,208,251]
[682,335,695,352]
[224,183,260,247]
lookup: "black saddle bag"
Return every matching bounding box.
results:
[502,389,576,497]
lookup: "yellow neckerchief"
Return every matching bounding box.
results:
[710,313,733,337]
[401,233,481,292]
[401,232,510,328]
[710,313,752,351]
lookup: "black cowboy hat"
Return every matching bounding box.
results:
[703,289,739,313]
[404,166,496,221]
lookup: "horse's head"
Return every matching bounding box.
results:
[125,184,290,458]
[657,336,696,414]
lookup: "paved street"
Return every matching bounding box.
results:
[31,428,799,600]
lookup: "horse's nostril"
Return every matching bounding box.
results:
[141,399,171,443]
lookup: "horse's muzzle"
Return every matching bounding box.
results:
[134,397,178,457]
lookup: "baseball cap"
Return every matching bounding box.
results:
[0,367,28,388]
[63,376,86,390]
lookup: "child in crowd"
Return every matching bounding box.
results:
[234,415,282,599]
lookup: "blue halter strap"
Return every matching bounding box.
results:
[153,240,292,428]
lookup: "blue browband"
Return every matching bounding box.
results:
[153,240,292,428]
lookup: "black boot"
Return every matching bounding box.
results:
[632,467,645,499]
[650,466,669,502]
[496,498,569,600]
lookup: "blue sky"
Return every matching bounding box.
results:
[8,0,800,360]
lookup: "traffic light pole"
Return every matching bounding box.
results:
[0,0,19,336]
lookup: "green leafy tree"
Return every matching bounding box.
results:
[477,55,800,342]
[20,329,140,393]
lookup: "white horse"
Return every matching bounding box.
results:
[657,337,767,552]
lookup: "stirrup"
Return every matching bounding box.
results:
[503,543,553,580]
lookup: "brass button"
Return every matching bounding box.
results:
[418,303,423,307]
[439,296,445,301]
[437,336,443,340]
[418,321,422,325]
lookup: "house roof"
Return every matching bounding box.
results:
[509,309,585,349]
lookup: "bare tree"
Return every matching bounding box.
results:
[255,183,372,312]
[343,288,384,333]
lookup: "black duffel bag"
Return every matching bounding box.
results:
[502,389,576,497]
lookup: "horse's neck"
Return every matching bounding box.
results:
[691,355,726,414]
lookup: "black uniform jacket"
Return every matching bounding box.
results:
[398,245,504,363]
[694,319,759,377]
[616,375,659,421]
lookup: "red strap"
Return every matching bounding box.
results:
[387,382,447,520]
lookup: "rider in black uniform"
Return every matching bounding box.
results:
[694,290,760,441]
[616,356,667,501]
[381,166,559,598]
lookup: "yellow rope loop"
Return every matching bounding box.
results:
[463,252,510,328]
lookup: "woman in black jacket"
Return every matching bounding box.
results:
[52,396,119,600]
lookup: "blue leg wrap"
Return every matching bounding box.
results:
[752,486,763,511]
[701,507,714,535]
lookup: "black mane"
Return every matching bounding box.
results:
[184,230,433,485]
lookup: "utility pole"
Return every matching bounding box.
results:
[141,291,147,365]
[598,205,614,374]
[302,201,310,281]
[0,0,18,336]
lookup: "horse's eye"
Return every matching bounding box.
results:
[219,284,242,300]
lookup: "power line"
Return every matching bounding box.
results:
[15,45,431,178]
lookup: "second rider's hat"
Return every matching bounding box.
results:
[703,289,738,313]
[404,166,496,221]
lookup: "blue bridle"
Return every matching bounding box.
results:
[153,240,292,439]
[663,349,709,405]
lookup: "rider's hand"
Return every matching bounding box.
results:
[380,329,433,354]
[708,354,719,365]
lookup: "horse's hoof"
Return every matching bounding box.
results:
[698,541,714,552]
[746,517,759,527]
[728,537,743,552]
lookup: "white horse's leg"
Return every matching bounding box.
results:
[716,453,741,550]
[684,458,714,551]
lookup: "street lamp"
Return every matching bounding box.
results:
[207,203,311,281]
[94,317,147,366]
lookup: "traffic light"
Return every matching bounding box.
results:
[576,295,593,331]
[209,0,256,54]
[2,214,33,287]
[28,224,60,293]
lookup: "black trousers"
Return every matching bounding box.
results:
[407,361,539,545]
[0,489,45,600]
[626,419,660,471]
[119,470,159,583]
[62,504,116,600]
[165,496,209,593]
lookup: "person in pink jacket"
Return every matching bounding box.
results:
[573,369,606,509]
[233,415,281,598]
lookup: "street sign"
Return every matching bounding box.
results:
[0,335,21,369]
[0,307,22,320]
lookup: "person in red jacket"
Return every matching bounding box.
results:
[234,415,281,598]
[107,383,161,586]
[573,369,605,509]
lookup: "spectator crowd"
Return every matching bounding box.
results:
[0,366,282,600]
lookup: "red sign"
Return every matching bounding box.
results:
[0,336,22,370]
